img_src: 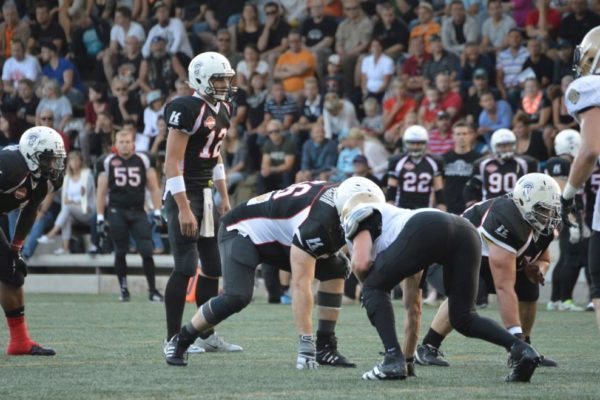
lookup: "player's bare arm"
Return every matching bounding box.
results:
[212,154,230,215]
[487,241,520,331]
[290,245,317,336]
[350,230,373,282]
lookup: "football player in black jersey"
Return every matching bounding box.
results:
[0,126,65,356]
[162,52,241,353]
[164,179,382,368]
[561,26,600,331]
[96,130,164,302]
[464,129,538,206]
[338,182,540,382]
[545,130,586,311]
[386,124,445,374]
[416,173,560,368]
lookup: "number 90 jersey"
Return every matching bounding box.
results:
[164,95,231,190]
[471,155,538,201]
[387,153,443,209]
[221,181,345,268]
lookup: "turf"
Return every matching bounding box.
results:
[0,293,597,400]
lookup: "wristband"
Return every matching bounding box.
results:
[507,326,523,335]
[97,214,104,223]
[153,209,161,217]
[10,239,24,252]
[212,163,226,181]
[563,182,578,200]
[166,175,186,195]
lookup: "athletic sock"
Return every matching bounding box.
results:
[422,328,445,349]
[196,275,219,339]
[5,307,34,354]
[141,256,156,292]
[164,272,190,339]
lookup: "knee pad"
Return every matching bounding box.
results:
[316,291,342,310]
[201,293,252,325]
[0,269,24,288]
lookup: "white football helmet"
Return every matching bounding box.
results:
[402,125,429,159]
[573,26,600,78]
[491,129,516,161]
[512,173,561,235]
[19,126,66,180]
[554,129,581,158]
[334,176,385,215]
[187,52,236,102]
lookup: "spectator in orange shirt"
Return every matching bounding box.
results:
[0,2,30,63]
[274,30,317,100]
[308,0,344,18]
[409,2,441,54]
[383,78,417,138]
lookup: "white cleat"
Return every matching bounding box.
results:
[194,333,243,352]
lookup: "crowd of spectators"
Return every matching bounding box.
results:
[0,0,597,257]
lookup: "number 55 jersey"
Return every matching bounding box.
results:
[164,94,231,190]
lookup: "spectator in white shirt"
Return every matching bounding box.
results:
[360,38,394,102]
[2,39,41,96]
[142,90,165,145]
[322,91,359,141]
[142,2,193,63]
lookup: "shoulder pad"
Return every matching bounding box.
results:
[343,204,375,240]
[565,76,600,121]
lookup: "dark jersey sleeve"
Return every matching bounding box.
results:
[164,98,196,135]
[347,209,383,242]
[479,201,529,254]
[544,157,570,178]
[523,155,539,173]
[0,152,29,193]
[293,218,340,258]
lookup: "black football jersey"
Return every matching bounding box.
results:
[468,155,538,202]
[164,95,231,190]
[222,181,345,268]
[103,152,150,209]
[463,195,552,263]
[387,153,443,209]
[544,156,571,178]
[0,147,61,214]
[442,150,480,215]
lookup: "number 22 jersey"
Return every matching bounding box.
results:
[164,94,231,190]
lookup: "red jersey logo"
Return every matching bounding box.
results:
[14,187,27,199]
[404,162,415,171]
[111,158,122,167]
[486,163,498,173]
[204,116,216,130]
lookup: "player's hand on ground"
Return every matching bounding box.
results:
[296,335,318,370]
[179,207,198,238]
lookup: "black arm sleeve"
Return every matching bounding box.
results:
[347,210,383,242]
[463,176,482,204]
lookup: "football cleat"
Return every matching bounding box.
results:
[316,334,355,367]
[546,301,560,311]
[164,339,205,355]
[558,299,583,311]
[539,355,558,367]
[165,334,189,366]
[505,342,540,382]
[586,301,595,311]
[119,288,130,302]
[149,289,164,303]
[7,342,56,356]
[415,344,450,367]
[195,333,243,352]
[362,352,407,380]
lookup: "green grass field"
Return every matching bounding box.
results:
[0,293,598,400]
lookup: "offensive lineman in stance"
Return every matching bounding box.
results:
[338,178,541,381]
[561,26,600,332]
[0,126,66,355]
[162,52,241,353]
[164,179,380,368]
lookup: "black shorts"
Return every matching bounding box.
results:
[479,257,539,302]
[107,207,153,257]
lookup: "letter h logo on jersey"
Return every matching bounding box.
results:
[305,237,324,253]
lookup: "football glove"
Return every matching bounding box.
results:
[152,209,163,228]
[296,335,318,370]
[560,196,577,229]
[12,251,27,277]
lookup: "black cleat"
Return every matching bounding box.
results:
[362,352,407,380]
[316,335,356,367]
[539,355,557,367]
[149,289,164,302]
[30,344,56,356]
[415,344,450,366]
[119,288,130,302]
[165,334,189,366]
[505,342,540,382]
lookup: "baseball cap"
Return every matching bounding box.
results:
[328,54,341,65]
[418,1,433,10]
[353,155,368,164]
[473,68,488,79]
[146,90,162,104]
[151,35,167,44]
[153,1,167,12]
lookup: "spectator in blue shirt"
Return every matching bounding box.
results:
[477,90,513,144]
[40,41,85,104]
[296,123,338,182]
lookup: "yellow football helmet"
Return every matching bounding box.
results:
[573,27,600,78]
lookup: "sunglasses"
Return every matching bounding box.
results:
[265,10,277,15]
[268,129,281,134]
[345,6,359,11]
[41,116,54,121]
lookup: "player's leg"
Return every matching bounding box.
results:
[165,229,259,366]
[558,233,584,310]
[129,209,163,301]
[107,208,132,301]
[401,272,422,374]
[0,244,54,355]
[417,299,453,367]
[588,231,600,331]
[163,193,199,340]
[313,255,355,367]
[193,235,242,352]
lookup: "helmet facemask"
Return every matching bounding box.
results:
[494,142,516,161]
[37,151,66,181]
[204,73,237,102]
[405,141,426,159]
[525,202,561,235]
[573,43,600,79]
